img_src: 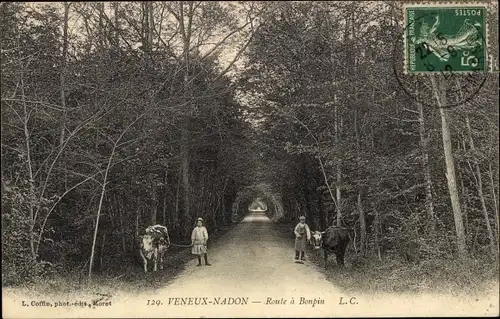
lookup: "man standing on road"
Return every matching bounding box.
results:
[294,215,311,263]
[191,217,211,266]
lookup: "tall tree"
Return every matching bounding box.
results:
[431,76,466,259]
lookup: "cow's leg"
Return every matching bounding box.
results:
[139,250,148,273]
[153,248,158,272]
[336,252,345,267]
[323,250,328,269]
[159,253,164,270]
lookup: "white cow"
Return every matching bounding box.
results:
[139,225,170,272]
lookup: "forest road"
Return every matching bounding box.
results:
[3,212,498,318]
[121,212,498,317]
[145,211,344,317]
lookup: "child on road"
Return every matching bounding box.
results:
[191,217,211,266]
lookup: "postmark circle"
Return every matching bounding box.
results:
[392,8,489,109]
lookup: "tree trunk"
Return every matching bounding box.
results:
[476,165,496,256]
[118,196,126,254]
[488,163,499,246]
[100,232,106,271]
[89,116,143,279]
[59,2,69,146]
[148,2,154,54]
[97,3,105,49]
[318,191,325,229]
[89,166,110,279]
[466,116,496,257]
[163,168,168,226]
[221,193,227,226]
[431,75,467,259]
[294,117,338,227]
[215,176,228,225]
[334,103,342,226]
[354,108,366,255]
[174,167,181,228]
[417,91,435,229]
[374,209,382,261]
[151,189,157,225]
[458,163,469,236]
[179,2,194,231]
[21,76,36,261]
[114,2,120,47]
[358,193,366,256]
[135,208,140,238]
[181,145,190,225]
[58,2,70,192]
[143,1,154,68]
[141,2,148,50]
[16,31,37,260]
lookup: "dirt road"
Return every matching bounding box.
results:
[144,211,344,317]
[3,212,498,318]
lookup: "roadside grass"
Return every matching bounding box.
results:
[275,221,499,297]
[7,245,193,299]
[320,254,499,297]
[4,224,237,298]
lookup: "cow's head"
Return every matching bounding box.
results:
[158,237,170,248]
[310,231,324,250]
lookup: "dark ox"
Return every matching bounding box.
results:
[137,225,170,272]
[310,226,349,269]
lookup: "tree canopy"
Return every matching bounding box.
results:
[1,1,498,285]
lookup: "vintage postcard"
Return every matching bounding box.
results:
[2,1,499,318]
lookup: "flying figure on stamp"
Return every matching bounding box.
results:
[413,14,483,62]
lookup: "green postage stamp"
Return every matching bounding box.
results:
[405,3,488,73]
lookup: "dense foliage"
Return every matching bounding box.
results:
[1,2,257,282]
[1,1,498,286]
[238,1,499,263]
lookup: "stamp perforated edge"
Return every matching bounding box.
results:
[402,1,493,75]
[486,1,498,72]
